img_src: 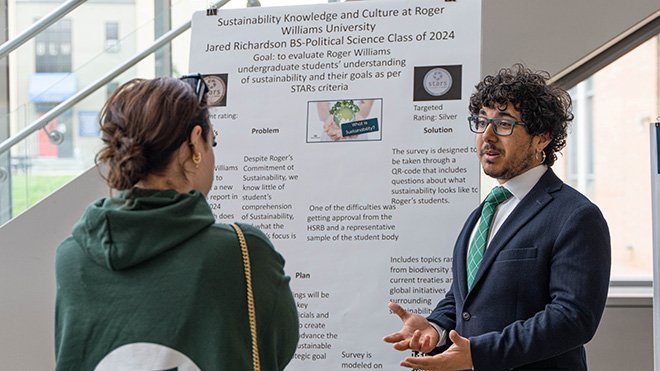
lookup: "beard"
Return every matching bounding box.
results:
[480,142,537,181]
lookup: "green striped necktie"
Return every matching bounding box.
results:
[467,186,513,290]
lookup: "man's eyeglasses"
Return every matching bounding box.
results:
[468,115,527,136]
[179,73,209,104]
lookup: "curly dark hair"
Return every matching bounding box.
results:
[95,77,211,190]
[469,63,573,166]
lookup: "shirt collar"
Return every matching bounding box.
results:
[493,165,548,201]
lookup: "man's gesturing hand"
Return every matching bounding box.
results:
[383,301,439,353]
[399,330,473,371]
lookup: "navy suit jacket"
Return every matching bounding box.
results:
[428,169,611,370]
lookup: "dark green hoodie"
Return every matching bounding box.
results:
[55,188,299,370]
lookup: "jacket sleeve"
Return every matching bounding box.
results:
[427,274,457,335]
[270,265,299,369]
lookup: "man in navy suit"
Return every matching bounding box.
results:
[384,64,611,370]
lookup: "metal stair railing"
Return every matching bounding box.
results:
[0,0,231,157]
[0,0,87,59]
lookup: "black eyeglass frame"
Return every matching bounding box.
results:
[179,73,216,147]
[468,115,528,137]
[179,73,209,104]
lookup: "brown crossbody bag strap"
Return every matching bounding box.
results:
[231,223,261,371]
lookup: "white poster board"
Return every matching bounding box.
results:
[652,122,660,371]
[190,1,481,368]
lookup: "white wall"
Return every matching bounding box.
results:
[0,167,107,370]
[587,297,654,370]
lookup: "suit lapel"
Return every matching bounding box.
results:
[466,170,563,298]
[457,207,481,301]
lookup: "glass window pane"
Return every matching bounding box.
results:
[555,35,658,280]
[34,18,72,73]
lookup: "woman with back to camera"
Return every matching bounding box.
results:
[54,75,299,370]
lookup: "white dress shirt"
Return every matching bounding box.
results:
[468,164,548,248]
